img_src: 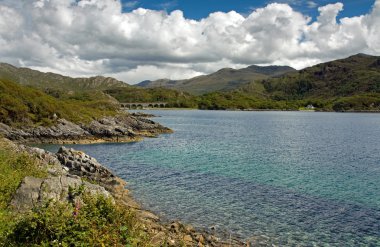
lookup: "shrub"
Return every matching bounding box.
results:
[5,193,148,246]
[0,139,47,244]
[0,139,149,246]
[0,79,118,127]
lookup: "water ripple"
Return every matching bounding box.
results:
[39,111,380,246]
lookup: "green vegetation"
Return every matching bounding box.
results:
[1,54,379,115]
[0,138,149,246]
[197,90,380,111]
[0,79,118,127]
[5,193,148,246]
[260,54,380,100]
[197,54,380,111]
[122,54,380,112]
[0,63,128,92]
[105,86,199,108]
[331,93,380,112]
[197,91,320,110]
[0,139,47,243]
[138,65,295,95]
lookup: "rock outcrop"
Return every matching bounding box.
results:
[0,114,172,144]
[9,143,246,246]
[11,175,112,212]
[131,112,158,118]
[10,145,112,212]
[56,147,128,199]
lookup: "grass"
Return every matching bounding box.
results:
[0,138,47,244]
[0,138,152,246]
[105,86,198,108]
[4,193,150,246]
[0,79,119,127]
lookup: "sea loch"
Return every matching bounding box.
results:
[41,110,380,246]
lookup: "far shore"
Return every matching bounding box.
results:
[126,108,380,113]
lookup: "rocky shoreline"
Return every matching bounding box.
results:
[6,140,247,247]
[1,115,250,246]
[0,114,172,144]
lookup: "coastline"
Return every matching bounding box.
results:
[23,136,144,145]
[130,108,380,113]
[3,142,247,247]
[1,114,248,246]
[5,112,380,246]
[0,114,173,145]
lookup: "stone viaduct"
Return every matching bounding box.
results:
[120,102,168,109]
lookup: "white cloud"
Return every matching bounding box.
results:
[123,1,138,9]
[0,0,379,84]
[106,64,203,83]
[158,1,177,11]
[306,1,318,9]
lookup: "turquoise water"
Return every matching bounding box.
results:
[41,111,380,246]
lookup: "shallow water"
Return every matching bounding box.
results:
[40,110,380,246]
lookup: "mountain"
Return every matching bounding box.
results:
[256,53,380,99]
[198,54,380,111]
[0,78,119,126]
[2,53,379,112]
[0,62,199,108]
[0,63,129,93]
[104,86,198,108]
[137,65,295,95]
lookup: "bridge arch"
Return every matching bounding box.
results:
[120,102,168,109]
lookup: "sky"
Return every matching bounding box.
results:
[0,0,379,84]
[122,0,375,20]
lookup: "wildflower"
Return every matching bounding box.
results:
[73,200,81,219]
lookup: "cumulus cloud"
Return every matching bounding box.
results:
[306,1,318,9]
[123,1,139,9]
[0,0,379,84]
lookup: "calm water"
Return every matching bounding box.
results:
[41,110,380,246]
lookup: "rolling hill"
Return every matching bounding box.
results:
[0,78,119,127]
[0,62,199,108]
[198,54,380,111]
[137,65,295,95]
[0,63,129,93]
[1,53,379,112]
[257,53,380,100]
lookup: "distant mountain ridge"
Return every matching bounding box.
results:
[254,53,380,99]
[0,62,199,108]
[1,53,379,112]
[195,53,380,111]
[137,64,295,95]
[0,63,129,92]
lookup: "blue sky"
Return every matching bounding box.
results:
[122,0,376,20]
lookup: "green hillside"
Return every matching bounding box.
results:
[260,53,380,100]
[138,65,295,95]
[198,54,380,111]
[1,54,379,113]
[0,79,118,127]
[105,87,198,108]
[0,63,129,95]
[0,62,201,108]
